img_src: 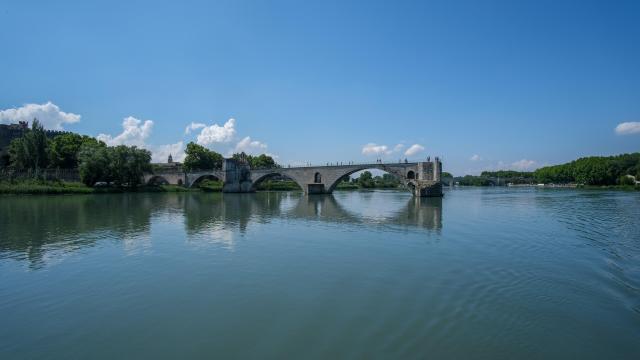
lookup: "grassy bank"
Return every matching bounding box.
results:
[0,180,95,195]
[0,180,200,195]
[256,180,301,191]
[576,184,640,191]
[335,183,360,190]
[199,179,224,192]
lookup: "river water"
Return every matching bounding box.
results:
[1,188,639,359]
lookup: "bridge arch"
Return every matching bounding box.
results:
[325,165,409,193]
[250,172,304,192]
[407,170,415,179]
[190,174,221,188]
[147,175,170,186]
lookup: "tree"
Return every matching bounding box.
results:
[250,154,277,168]
[78,143,151,187]
[357,171,375,188]
[232,152,278,168]
[183,142,223,171]
[78,141,110,186]
[457,175,492,186]
[107,145,152,187]
[50,133,99,169]
[8,119,50,171]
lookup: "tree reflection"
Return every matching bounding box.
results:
[0,194,166,268]
[0,191,443,267]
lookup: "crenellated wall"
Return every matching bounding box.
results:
[0,124,72,166]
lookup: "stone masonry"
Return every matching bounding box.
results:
[145,157,444,197]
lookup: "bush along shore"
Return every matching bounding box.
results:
[0,180,199,195]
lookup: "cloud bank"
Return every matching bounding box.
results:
[404,144,425,156]
[97,116,153,147]
[96,116,186,163]
[510,159,537,171]
[362,143,391,155]
[184,122,206,134]
[196,118,236,146]
[362,142,413,156]
[234,136,268,154]
[0,102,80,130]
[615,122,640,135]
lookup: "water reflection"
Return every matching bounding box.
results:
[0,191,442,267]
[0,195,159,268]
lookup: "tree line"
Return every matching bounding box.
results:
[533,153,640,185]
[340,171,401,189]
[2,120,279,188]
[3,120,152,187]
[455,153,640,186]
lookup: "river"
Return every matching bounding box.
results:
[1,188,639,359]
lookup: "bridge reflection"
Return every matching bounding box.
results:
[0,191,442,268]
[182,192,442,235]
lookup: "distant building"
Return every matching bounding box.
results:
[0,122,30,166]
[151,153,182,171]
[624,174,640,185]
[0,121,70,167]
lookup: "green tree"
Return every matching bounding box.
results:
[183,142,223,171]
[78,143,151,187]
[357,171,375,188]
[232,152,278,168]
[78,141,110,186]
[108,145,152,187]
[50,133,99,169]
[457,175,492,186]
[8,119,50,172]
[250,154,277,168]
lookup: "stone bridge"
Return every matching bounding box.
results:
[144,158,443,197]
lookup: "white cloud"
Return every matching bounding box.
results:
[184,122,206,135]
[393,143,404,152]
[234,136,268,154]
[97,116,153,147]
[510,159,537,171]
[150,141,185,163]
[470,154,482,161]
[0,101,80,130]
[362,143,390,156]
[404,144,425,156]
[196,118,236,146]
[615,122,640,135]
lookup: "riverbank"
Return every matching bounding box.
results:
[0,180,198,195]
[0,179,406,195]
[577,184,640,191]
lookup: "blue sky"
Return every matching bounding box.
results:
[1,0,639,175]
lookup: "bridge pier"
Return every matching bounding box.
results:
[306,183,326,195]
[411,181,442,197]
[221,158,253,193]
